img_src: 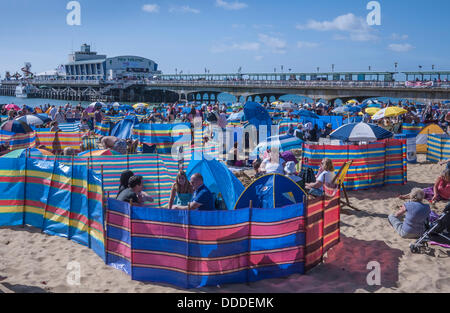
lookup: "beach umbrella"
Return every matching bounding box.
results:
[330,122,393,142]
[133,103,150,109]
[367,100,383,108]
[78,149,122,157]
[346,100,359,105]
[15,115,48,126]
[372,107,408,120]
[332,106,361,115]
[86,102,104,113]
[276,103,297,110]
[364,107,381,116]
[5,104,20,111]
[1,120,33,134]
[112,102,121,108]
[297,109,320,119]
[271,101,284,106]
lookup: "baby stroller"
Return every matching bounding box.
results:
[410,203,450,253]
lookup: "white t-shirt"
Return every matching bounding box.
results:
[316,171,335,191]
[262,158,285,175]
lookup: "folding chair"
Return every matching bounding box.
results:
[81,133,98,152]
[331,160,359,211]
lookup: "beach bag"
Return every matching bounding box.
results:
[299,167,316,184]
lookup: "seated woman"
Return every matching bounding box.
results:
[260,149,285,175]
[305,158,335,197]
[168,171,194,209]
[117,170,135,199]
[389,188,431,239]
[399,169,450,204]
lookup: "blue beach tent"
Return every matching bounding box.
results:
[186,153,245,211]
[110,115,140,140]
[234,174,306,210]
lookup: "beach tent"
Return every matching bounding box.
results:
[110,115,140,140]
[416,124,445,153]
[243,102,271,127]
[234,174,306,210]
[186,153,245,211]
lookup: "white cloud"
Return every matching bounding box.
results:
[297,13,377,42]
[388,43,414,52]
[255,56,264,61]
[169,5,200,14]
[142,4,160,13]
[216,0,248,10]
[258,34,287,54]
[391,33,409,40]
[297,41,320,48]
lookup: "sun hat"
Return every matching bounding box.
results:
[284,161,297,175]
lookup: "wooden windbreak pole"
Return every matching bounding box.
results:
[67,155,75,241]
[186,203,191,289]
[22,149,29,227]
[42,155,58,232]
[129,199,134,278]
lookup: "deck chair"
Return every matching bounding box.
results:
[331,160,359,211]
[81,133,98,152]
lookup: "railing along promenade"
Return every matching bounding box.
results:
[2,79,449,90]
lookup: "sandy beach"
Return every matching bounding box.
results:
[0,154,449,293]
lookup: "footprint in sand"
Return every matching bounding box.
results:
[435,278,450,289]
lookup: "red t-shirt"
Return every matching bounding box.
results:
[437,178,450,199]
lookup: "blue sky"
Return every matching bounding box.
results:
[0,0,449,76]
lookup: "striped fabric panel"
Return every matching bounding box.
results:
[0,131,36,150]
[33,154,175,208]
[303,139,407,190]
[426,134,450,162]
[305,197,324,270]
[402,123,424,135]
[95,122,111,136]
[59,122,81,132]
[105,200,308,288]
[133,124,192,154]
[105,115,124,124]
[0,158,105,260]
[35,129,82,152]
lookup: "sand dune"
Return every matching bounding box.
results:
[0,155,449,293]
